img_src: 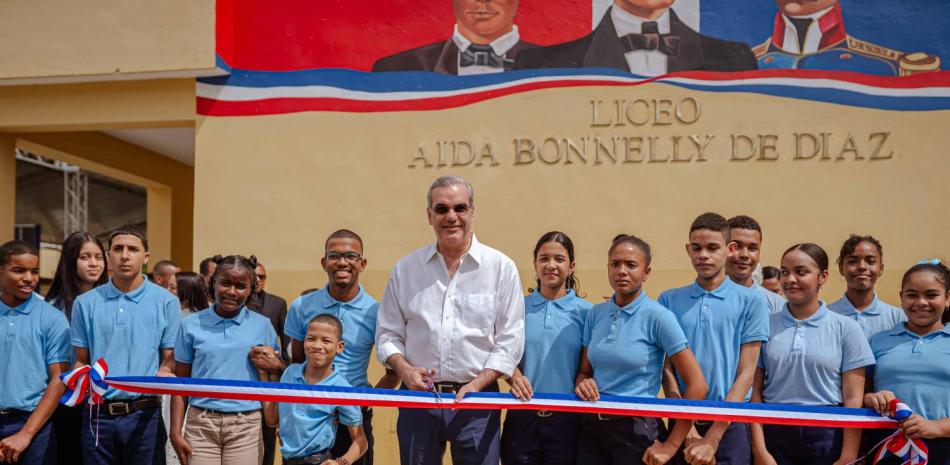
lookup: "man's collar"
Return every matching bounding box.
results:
[0,293,35,314]
[452,25,521,56]
[317,284,368,309]
[103,276,149,302]
[612,6,671,36]
[688,276,733,299]
[427,235,483,265]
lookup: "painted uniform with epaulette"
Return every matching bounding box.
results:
[753,2,940,76]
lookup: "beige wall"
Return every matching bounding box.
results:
[0,134,15,243]
[195,83,950,459]
[0,0,216,83]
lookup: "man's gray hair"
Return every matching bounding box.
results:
[427,175,475,209]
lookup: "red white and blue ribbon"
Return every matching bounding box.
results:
[59,363,898,429]
[873,400,929,465]
[60,359,109,407]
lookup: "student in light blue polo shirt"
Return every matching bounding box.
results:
[260,314,367,465]
[500,231,592,465]
[284,229,398,465]
[661,213,771,465]
[828,235,905,339]
[575,235,708,465]
[751,243,874,465]
[169,255,279,465]
[726,215,786,314]
[0,241,71,465]
[864,262,950,465]
[71,225,180,465]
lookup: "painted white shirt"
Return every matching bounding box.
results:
[376,236,525,382]
[779,6,835,54]
[453,25,521,76]
[612,7,671,76]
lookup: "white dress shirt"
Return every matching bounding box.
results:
[453,25,521,76]
[779,6,835,54]
[612,7,671,76]
[376,236,525,383]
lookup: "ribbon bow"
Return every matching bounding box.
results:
[874,400,929,465]
[60,359,110,406]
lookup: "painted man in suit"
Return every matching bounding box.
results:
[753,0,940,76]
[373,0,536,75]
[515,0,757,75]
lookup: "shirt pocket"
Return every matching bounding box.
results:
[458,294,495,330]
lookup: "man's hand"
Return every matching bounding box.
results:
[455,381,482,403]
[901,414,944,439]
[643,440,678,465]
[574,378,599,401]
[248,346,284,373]
[399,366,435,391]
[170,433,194,465]
[508,372,533,401]
[0,431,33,463]
[684,436,719,465]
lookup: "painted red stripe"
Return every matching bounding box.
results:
[109,383,897,429]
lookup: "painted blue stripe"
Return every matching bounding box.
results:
[198,67,950,111]
[110,376,885,419]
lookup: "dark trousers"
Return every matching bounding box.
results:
[262,420,277,465]
[500,410,580,465]
[0,410,55,465]
[396,383,500,465]
[576,415,668,465]
[762,424,841,465]
[672,421,751,465]
[862,430,950,465]
[52,405,82,465]
[81,404,166,465]
[332,406,374,465]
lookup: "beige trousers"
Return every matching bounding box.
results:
[184,407,263,465]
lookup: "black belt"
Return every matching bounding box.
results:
[192,406,261,417]
[432,382,464,394]
[284,449,332,465]
[100,397,162,416]
[0,408,29,417]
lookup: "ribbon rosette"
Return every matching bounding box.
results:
[874,399,929,465]
[60,359,110,406]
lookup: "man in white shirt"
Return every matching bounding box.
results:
[376,175,525,465]
[516,0,757,74]
[373,0,536,75]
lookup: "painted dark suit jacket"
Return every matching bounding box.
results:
[515,8,757,73]
[373,38,538,75]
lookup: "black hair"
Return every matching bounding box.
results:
[199,256,220,276]
[531,231,582,296]
[836,235,883,267]
[207,255,259,301]
[782,243,830,272]
[308,313,344,341]
[690,212,730,241]
[901,261,950,291]
[108,224,148,251]
[0,240,39,267]
[176,271,210,313]
[46,232,109,319]
[153,260,178,273]
[325,229,364,251]
[609,234,652,266]
[727,215,762,236]
[762,266,780,280]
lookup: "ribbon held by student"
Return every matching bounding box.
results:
[873,399,929,465]
[60,359,109,406]
[60,361,901,430]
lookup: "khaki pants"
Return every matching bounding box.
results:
[184,407,263,465]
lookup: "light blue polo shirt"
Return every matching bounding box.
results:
[583,292,689,397]
[279,364,362,459]
[71,277,181,400]
[870,325,950,420]
[1,294,71,411]
[285,285,378,388]
[521,290,592,394]
[760,304,875,405]
[752,282,786,314]
[660,278,770,401]
[828,294,906,340]
[175,306,279,412]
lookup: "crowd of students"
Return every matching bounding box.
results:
[0,209,948,465]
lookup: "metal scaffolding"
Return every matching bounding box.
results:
[15,149,88,239]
